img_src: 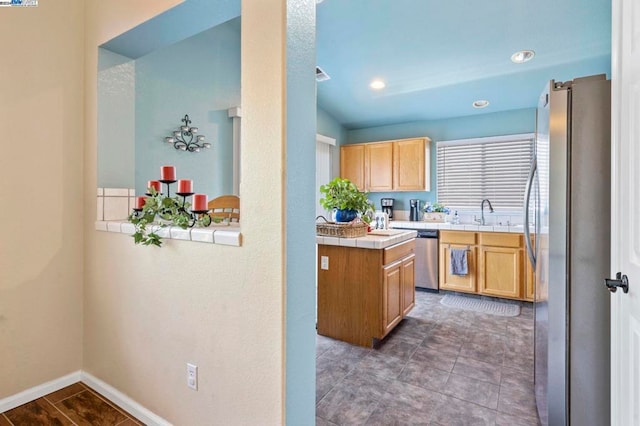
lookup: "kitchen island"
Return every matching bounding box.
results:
[317,229,417,347]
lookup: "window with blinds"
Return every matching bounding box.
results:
[436,134,534,210]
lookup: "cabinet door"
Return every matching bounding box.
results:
[393,138,429,191]
[340,145,365,190]
[401,254,416,316]
[439,244,477,293]
[479,246,522,299]
[383,260,403,336]
[365,142,393,191]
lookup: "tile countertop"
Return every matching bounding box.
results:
[95,220,242,246]
[390,220,534,234]
[316,229,417,250]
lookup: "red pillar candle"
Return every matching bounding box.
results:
[135,196,147,209]
[160,165,176,181]
[177,179,193,193]
[147,180,161,193]
[192,194,207,211]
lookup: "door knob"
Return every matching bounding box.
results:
[604,272,629,294]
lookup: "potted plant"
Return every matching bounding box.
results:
[319,177,374,223]
[423,202,450,222]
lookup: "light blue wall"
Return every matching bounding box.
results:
[346,108,536,211]
[134,18,240,197]
[97,49,135,188]
[285,0,316,423]
[317,106,347,178]
[101,0,240,60]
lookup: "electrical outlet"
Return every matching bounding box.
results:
[321,256,329,270]
[187,363,198,390]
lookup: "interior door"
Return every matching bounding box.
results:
[316,138,332,219]
[611,0,640,424]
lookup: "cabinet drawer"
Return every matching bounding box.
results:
[384,239,415,265]
[440,231,476,245]
[479,232,523,248]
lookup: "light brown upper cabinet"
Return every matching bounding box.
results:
[393,138,428,191]
[340,144,366,190]
[340,137,431,192]
[365,142,394,191]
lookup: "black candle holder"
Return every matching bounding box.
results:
[129,186,211,230]
[190,209,212,227]
[159,179,177,197]
[176,192,195,209]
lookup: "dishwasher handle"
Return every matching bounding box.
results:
[416,230,439,238]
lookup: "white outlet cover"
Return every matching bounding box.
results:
[187,363,198,390]
[321,256,329,270]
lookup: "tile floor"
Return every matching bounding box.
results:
[316,291,539,425]
[0,382,143,425]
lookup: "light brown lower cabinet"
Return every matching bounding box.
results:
[401,254,416,315]
[439,231,478,294]
[318,239,416,347]
[479,245,522,299]
[439,231,534,301]
[383,260,403,336]
[478,232,523,299]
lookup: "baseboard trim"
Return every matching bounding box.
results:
[0,371,171,426]
[0,371,82,413]
[81,372,172,426]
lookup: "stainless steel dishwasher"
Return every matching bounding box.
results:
[413,229,439,291]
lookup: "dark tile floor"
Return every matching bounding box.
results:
[316,291,539,425]
[1,382,143,425]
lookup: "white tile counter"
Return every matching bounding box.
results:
[95,220,242,246]
[390,220,533,234]
[316,229,417,249]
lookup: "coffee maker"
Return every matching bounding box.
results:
[381,198,394,220]
[409,199,421,221]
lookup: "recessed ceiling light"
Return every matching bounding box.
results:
[370,79,386,90]
[511,50,535,64]
[472,100,490,109]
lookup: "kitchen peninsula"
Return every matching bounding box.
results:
[317,229,417,347]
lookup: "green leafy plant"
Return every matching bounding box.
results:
[424,202,450,213]
[319,177,375,223]
[127,189,211,247]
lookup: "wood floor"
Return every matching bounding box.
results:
[0,382,143,426]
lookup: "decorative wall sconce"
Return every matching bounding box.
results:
[165,114,211,152]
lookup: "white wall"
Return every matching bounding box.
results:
[83,0,288,424]
[0,0,85,399]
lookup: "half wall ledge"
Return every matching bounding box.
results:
[94,220,242,247]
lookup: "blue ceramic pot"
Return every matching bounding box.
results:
[335,209,358,222]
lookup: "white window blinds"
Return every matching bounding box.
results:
[437,134,534,210]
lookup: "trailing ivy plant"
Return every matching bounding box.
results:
[127,189,211,247]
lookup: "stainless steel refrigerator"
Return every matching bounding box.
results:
[524,75,611,426]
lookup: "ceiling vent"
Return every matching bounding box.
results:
[316,66,331,82]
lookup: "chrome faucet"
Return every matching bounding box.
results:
[480,199,494,226]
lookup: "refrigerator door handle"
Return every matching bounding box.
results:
[524,157,537,269]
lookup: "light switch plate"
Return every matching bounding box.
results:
[321,256,329,270]
[187,363,198,390]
